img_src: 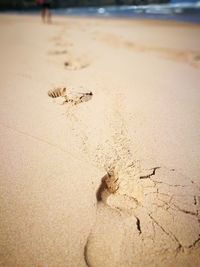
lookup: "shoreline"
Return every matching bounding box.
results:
[1,11,200,26]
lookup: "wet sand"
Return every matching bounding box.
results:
[0,14,200,267]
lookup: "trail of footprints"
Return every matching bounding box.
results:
[47,84,200,266]
[48,28,200,267]
[49,28,90,71]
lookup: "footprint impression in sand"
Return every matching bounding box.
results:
[64,58,90,71]
[47,87,93,105]
[84,168,140,267]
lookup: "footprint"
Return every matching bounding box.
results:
[84,182,141,266]
[47,87,93,106]
[64,60,89,70]
[83,169,141,267]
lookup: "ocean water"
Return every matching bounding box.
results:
[53,2,200,24]
[1,2,200,24]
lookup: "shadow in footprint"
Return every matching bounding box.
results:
[96,171,119,203]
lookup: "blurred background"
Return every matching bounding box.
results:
[0,0,198,9]
[0,0,199,23]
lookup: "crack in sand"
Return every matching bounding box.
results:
[150,179,187,188]
[171,203,198,216]
[188,237,200,249]
[139,167,160,179]
[194,196,197,205]
[148,213,183,249]
[136,217,142,234]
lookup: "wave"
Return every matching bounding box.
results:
[54,2,200,24]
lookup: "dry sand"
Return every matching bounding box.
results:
[0,14,200,267]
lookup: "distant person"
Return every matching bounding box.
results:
[36,0,52,23]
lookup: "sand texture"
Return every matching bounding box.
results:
[0,15,200,267]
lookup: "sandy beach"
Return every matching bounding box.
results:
[0,14,200,267]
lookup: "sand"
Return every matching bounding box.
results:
[0,14,200,267]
